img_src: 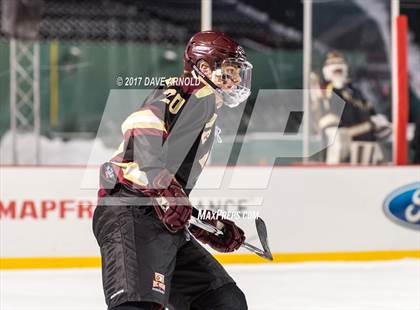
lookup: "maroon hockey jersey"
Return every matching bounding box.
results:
[99,75,217,197]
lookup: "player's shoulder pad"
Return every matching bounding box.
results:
[193,84,214,99]
[164,75,214,100]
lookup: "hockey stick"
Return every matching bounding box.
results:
[155,198,273,261]
[189,208,273,261]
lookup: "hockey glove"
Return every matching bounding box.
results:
[144,169,192,233]
[190,210,245,253]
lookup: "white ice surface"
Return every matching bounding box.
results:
[1,260,419,310]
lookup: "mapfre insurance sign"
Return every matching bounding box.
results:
[1,166,419,258]
[0,167,99,257]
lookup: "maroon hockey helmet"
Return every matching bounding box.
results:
[184,31,252,107]
[184,31,245,71]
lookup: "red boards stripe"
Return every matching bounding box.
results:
[396,15,408,165]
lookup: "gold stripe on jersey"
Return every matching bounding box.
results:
[201,129,212,145]
[121,109,167,135]
[111,161,148,186]
[194,85,214,99]
[205,113,217,128]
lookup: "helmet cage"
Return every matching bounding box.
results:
[215,58,253,107]
[186,54,252,108]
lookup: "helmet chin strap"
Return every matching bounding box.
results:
[187,58,225,97]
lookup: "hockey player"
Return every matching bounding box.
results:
[318,51,392,164]
[93,31,252,310]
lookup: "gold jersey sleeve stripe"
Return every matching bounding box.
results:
[110,161,148,186]
[121,109,167,134]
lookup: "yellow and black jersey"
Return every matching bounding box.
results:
[100,75,217,197]
[319,83,376,141]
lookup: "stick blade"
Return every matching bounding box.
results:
[255,217,273,261]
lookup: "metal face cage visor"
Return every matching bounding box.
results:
[214,58,253,108]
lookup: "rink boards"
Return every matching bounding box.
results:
[0,166,419,268]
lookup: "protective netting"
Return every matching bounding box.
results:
[0,0,302,46]
[0,0,418,165]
